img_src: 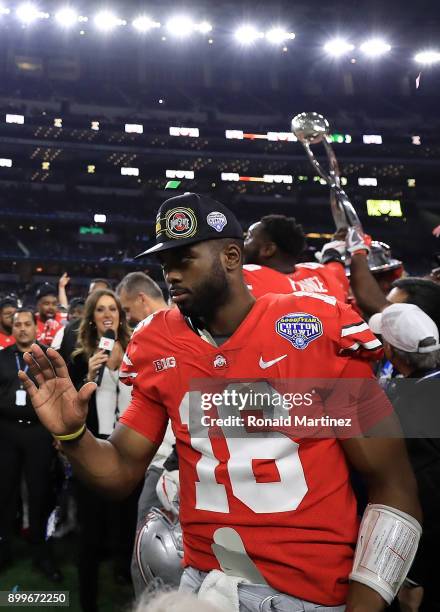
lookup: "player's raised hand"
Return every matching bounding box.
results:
[58,272,70,288]
[346,226,372,255]
[18,343,96,436]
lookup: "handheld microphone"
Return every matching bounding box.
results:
[95,329,116,386]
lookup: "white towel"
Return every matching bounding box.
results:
[198,569,249,612]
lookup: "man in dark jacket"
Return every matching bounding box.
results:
[369,303,440,612]
[0,309,62,581]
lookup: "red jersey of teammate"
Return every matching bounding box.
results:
[120,293,386,606]
[0,331,15,350]
[35,312,64,346]
[243,261,349,302]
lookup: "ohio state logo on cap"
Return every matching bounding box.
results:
[164,207,197,239]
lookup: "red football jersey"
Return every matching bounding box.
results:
[243,261,349,302]
[0,331,15,350]
[120,293,386,606]
[35,312,64,346]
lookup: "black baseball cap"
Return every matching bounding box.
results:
[136,193,243,257]
[35,283,57,301]
[0,294,18,309]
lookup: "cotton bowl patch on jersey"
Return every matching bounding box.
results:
[165,207,197,239]
[276,312,323,350]
[207,211,227,232]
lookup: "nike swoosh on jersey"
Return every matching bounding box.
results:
[259,354,287,369]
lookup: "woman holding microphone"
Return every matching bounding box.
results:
[68,289,137,612]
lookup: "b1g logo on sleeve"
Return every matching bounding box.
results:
[165,207,197,239]
[276,312,323,350]
[153,356,176,372]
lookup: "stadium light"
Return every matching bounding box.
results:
[132,15,160,32]
[94,10,125,32]
[169,126,199,137]
[265,28,295,44]
[358,177,378,186]
[121,167,139,176]
[263,174,293,184]
[166,169,195,179]
[363,134,382,144]
[225,130,244,139]
[0,5,10,15]
[267,131,297,142]
[195,20,212,34]
[360,38,391,57]
[414,50,440,65]
[234,25,262,45]
[0,158,12,167]
[221,173,240,181]
[166,15,194,37]
[94,213,107,223]
[6,113,24,124]
[125,123,143,134]
[16,2,48,24]
[323,38,354,57]
[55,7,79,28]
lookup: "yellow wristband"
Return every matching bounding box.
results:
[53,424,86,441]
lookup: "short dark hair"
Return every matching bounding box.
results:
[260,214,305,259]
[90,278,112,289]
[13,308,37,325]
[68,297,85,314]
[116,272,164,300]
[0,294,18,311]
[392,277,440,329]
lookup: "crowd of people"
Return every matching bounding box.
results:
[0,192,440,612]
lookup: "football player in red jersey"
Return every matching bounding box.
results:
[243,214,349,301]
[34,284,64,346]
[20,194,421,611]
[0,295,17,350]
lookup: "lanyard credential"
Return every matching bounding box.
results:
[15,352,29,406]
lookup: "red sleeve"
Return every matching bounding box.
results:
[322,357,393,437]
[323,261,350,302]
[338,302,383,360]
[119,385,168,445]
[119,319,169,444]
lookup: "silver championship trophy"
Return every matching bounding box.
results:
[291,112,402,274]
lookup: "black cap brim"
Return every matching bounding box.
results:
[135,235,215,258]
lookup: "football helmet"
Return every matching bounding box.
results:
[135,508,184,587]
